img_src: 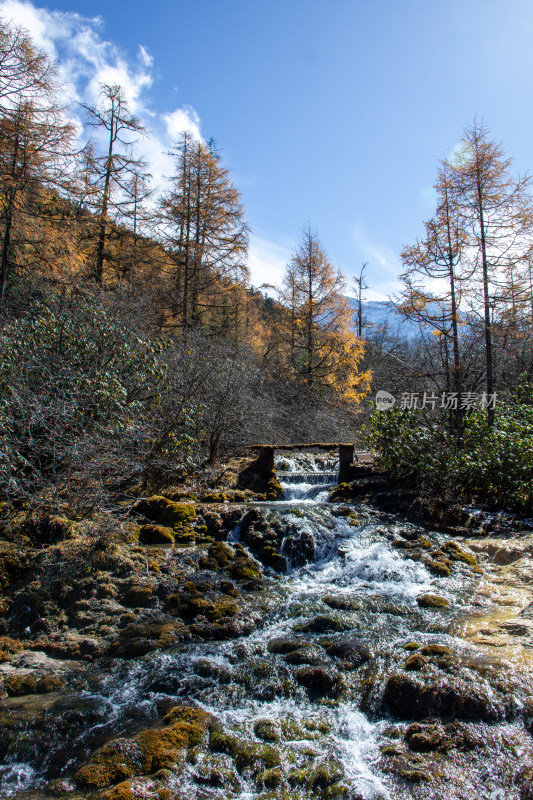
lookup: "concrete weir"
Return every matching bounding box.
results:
[250,442,356,483]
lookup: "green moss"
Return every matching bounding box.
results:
[403,642,421,651]
[266,478,283,501]
[414,536,431,548]
[420,644,452,657]
[416,593,449,609]
[427,560,451,577]
[76,707,214,789]
[200,492,229,503]
[256,767,283,789]
[231,557,262,581]
[139,525,175,544]
[254,719,281,742]
[0,637,24,663]
[3,673,65,696]
[381,745,404,756]
[328,483,351,502]
[75,738,142,788]
[404,653,426,671]
[209,731,280,775]
[135,496,196,529]
[122,586,153,607]
[207,541,234,568]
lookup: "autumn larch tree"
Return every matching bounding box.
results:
[0,20,77,311]
[158,132,249,330]
[280,224,370,403]
[81,84,147,285]
[450,121,533,426]
[399,164,470,430]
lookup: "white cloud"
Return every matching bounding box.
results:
[163,107,202,142]
[138,45,152,69]
[0,0,202,197]
[247,234,294,292]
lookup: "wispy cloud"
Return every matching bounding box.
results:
[247,234,294,293]
[0,0,202,191]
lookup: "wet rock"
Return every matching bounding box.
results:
[284,644,329,666]
[322,595,363,612]
[416,594,449,609]
[441,541,481,570]
[283,530,315,567]
[209,730,281,775]
[122,583,154,608]
[295,666,343,696]
[420,644,452,657]
[381,672,503,721]
[254,719,281,742]
[405,720,483,753]
[267,637,304,655]
[2,672,65,695]
[324,638,372,668]
[294,615,353,634]
[427,560,451,577]
[76,705,216,788]
[231,556,263,582]
[193,659,233,683]
[404,653,426,671]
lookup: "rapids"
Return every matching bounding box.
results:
[2,452,533,799]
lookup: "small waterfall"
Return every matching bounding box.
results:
[278,470,338,501]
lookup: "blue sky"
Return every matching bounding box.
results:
[2,0,533,299]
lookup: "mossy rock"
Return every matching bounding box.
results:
[208,541,234,568]
[266,479,283,501]
[254,719,281,742]
[258,545,287,571]
[231,556,262,581]
[322,595,363,612]
[209,731,281,775]
[257,767,283,789]
[134,497,196,529]
[417,594,449,609]
[295,667,343,697]
[294,616,352,634]
[427,560,451,577]
[76,706,215,788]
[403,642,421,651]
[200,492,229,503]
[122,586,153,607]
[0,636,24,663]
[420,644,452,657]
[139,525,175,545]
[287,759,344,790]
[267,638,303,655]
[3,673,65,696]
[328,483,351,502]
[404,653,426,671]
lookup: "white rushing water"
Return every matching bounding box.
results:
[3,451,487,799]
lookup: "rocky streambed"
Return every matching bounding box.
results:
[1,453,533,799]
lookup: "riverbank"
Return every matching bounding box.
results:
[1,453,533,799]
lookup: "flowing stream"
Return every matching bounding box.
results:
[2,452,532,799]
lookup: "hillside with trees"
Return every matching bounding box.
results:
[0,18,368,511]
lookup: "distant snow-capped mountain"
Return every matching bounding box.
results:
[348,299,420,339]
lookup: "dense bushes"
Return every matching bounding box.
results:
[0,292,199,502]
[366,388,533,512]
